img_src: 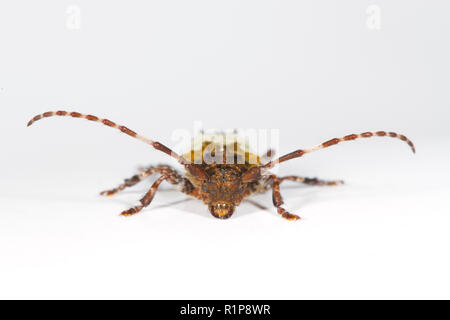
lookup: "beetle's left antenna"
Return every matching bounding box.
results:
[27,111,189,165]
[263,131,415,169]
[242,130,415,182]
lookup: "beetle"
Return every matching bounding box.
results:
[27,111,415,220]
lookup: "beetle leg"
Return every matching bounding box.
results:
[100,167,157,197]
[100,165,179,196]
[118,168,198,216]
[121,175,167,216]
[279,176,344,186]
[271,175,301,221]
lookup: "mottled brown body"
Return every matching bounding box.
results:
[27,111,415,220]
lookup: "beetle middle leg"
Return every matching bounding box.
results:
[279,176,344,186]
[100,165,177,196]
[271,175,301,221]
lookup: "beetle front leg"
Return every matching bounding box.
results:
[271,175,301,221]
[120,169,198,216]
[121,175,167,216]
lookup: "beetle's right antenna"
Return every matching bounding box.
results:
[27,111,189,165]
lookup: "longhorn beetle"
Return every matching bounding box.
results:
[27,111,415,220]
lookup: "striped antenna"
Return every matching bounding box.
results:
[27,111,189,165]
[263,131,415,169]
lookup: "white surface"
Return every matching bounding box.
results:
[1,1,449,299]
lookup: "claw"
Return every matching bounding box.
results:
[100,190,116,197]
[277,207,301,221]
[120,205,143,216]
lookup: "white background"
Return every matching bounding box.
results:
[0,1,449,299]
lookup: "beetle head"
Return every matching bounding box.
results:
[186,164,250,219]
